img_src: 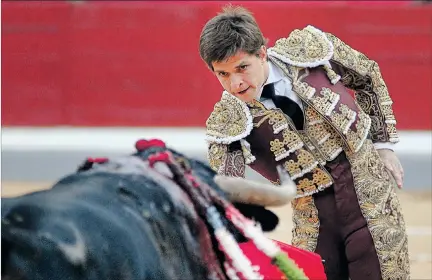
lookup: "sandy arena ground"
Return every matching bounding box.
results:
[2,182,431,279]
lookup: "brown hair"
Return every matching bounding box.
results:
[199,4,268,70]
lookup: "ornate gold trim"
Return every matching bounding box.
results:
[312,87,340,116]
[346,109,372,153]
[246,101,335,198]
[346,140,410,279]
[325,32,400,143]
[207,143,246,177]
[206,92,253,145]
[291,196,320,252]
[268,25,334,68]
[270,57,372,155]
[269,129,304,162]
[208,143,228,173]
[330,104,357,135]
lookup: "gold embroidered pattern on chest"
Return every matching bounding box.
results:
[312,88,340,116]
[330,104,357,134]
[283,149,318,180]
[269,129,303,161]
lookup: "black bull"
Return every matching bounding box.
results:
[1,142,284,280]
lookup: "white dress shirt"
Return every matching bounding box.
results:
[257,60,396,151]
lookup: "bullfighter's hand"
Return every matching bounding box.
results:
[377,149,404,189]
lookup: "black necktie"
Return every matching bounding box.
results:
[261,83,304,130]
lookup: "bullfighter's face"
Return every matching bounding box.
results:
[212,46,269,103]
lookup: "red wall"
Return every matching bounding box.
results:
[2,1,431,129]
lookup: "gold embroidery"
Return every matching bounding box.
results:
[240,139,256,165]
[269,29,397,153]
[253,111,274,128]
[208,143,227,173]
[268,111,289,133]
[291,196,320,252]
[245,98,338,201]
[346,140,409,279]
[305,107,323,125]
[250,109,268,118]
[300,135,329,166]
[325,32,400,144]
[312,88,340,116]
[282,129,303,148]
[268,25,333,67]
[284,159,302,178]
[206,92,253,145]
[295,167,333,197]
[306,122,330,145]
[269,128,303,161]
[283,150,317,180]
[269,58,366,156]
[381,104,396,124]
[292,81,316,100]
[346,110,372,153]
[208,143,246,177]
[270,139,287,161]
[248,101,334,198]
[281,140,333,197]
[386,123,399,143]
[249,102,289,134]
[312,168,333,188]
[319,136,344,161]
[323,64,341,84]
[298,178,318,195]
[222,149,246,178]
[330,103,357,135]
[303,106,346,162]
[297,150,317,172]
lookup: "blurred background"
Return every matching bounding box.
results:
[1,0,432,277]
[1,0,431,185]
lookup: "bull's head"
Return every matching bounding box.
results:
[132,138,296,208]
[1,139,304,280]
[131,139,297,232]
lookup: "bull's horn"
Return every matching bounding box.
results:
[214,166,297,207]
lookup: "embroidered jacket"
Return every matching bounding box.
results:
[205,25,399,198]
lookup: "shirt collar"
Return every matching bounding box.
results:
[257,60,285,99]
[265,60,284,86]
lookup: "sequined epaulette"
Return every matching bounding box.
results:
[267,25,334,68]
[205,92,253,145]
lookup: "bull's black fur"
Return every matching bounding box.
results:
[1,143,280,280]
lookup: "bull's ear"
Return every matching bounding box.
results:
[232,203,279,232]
